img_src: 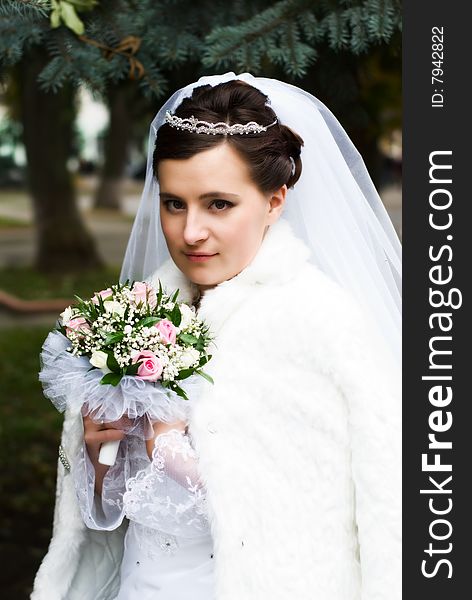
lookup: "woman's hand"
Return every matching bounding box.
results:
[83,415,126,454]
[83,414,126,495]
[145,419,188,461]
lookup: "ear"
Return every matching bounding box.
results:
[266,185,287,225]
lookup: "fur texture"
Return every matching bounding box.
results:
[31,218,401,600]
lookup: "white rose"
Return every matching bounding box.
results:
[60,306,73,325]
[89,350,112,373]
[178,303,195,332]
[104,301,126,317]
[180,347,200,369]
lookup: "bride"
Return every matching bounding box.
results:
[31,72,401,600]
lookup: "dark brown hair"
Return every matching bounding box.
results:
[153,80,304,194]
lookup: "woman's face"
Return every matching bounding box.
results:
[158,143,286,292]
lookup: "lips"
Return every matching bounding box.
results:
[185,252,218,262]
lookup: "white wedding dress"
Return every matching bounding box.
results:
[73,427,216,599]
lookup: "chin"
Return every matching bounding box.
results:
[190,274,223,287]
[182,267,228,288]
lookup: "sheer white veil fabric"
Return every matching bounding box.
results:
[120,71,402,367]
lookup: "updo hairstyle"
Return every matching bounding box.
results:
[153,80,304,193]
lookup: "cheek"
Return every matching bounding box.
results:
[160,212,180,248]
[222,209,266,258]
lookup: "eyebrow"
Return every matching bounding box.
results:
[159,191,241,201]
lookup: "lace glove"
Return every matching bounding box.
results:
[73,434,149,530]
[123,428,210,538]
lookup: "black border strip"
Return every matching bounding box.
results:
[403,2,471,597]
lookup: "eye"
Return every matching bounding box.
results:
[163,199,185,212]
[210,199,234,211]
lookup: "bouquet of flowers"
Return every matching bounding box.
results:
[39,280,213,465]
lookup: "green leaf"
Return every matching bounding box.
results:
[137,316,160,328]
[97,293,106,311]
[100,372,123,386]
[196,370,214,385]
[103,332,124,346]
[156,280,163,308]
[175,368,194,380]
[50,6,61,28]
[60,2,85,35]
[87,304,98,321]
[179,333,199,345]
[169,382,189,400]
[170,288,180,303]
[73,293,86,305]
[125,361,141,375]
[195,335,206,351]
[123,305,130,321]
[68,0,98,10]
[170,303,182,326]
[198,354,211,367]
[106,351,120,372]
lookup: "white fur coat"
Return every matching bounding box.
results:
[31,218,401,600]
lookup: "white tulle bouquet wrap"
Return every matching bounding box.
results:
[39,280,213,465]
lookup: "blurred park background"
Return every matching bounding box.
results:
[0,1,401,597]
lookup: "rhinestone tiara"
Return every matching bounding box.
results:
[164,110,278,135]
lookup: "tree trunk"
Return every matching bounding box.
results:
[94,84,132,210]
[17,49,103,273]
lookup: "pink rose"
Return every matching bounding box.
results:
[131,350,163,382]
[131,281,157,309]
[92,288,113,305]
[66,317,91,338]
[154,319,177,345]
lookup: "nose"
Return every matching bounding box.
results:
[183,210,209,246]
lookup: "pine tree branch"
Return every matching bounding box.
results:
[202,0,401,76]
[0,0,401,93]
[0,0,49,17]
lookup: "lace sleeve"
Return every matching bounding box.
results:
[122,428,210,538]
[73,435,149,530]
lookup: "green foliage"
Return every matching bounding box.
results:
[166,301,182,327]
[0,1,47,68]
[136,316,160,328]
[0,0,401,96]
[0,265,121,300]
[100,370,121,385]
[103,331,125,345]
[0,0,49,19]
[196,369,214,384]
[50,0,98,35]
[202,0,402,77]
[364,0,400,40]
[0,325,62,594]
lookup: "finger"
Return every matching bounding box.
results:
[84,428,125,445]
[83,414,125,432]
[83,414,104,432]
